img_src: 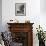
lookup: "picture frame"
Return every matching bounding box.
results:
[15,3,26,16]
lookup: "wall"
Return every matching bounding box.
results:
[2,0,40,30]
[0,0,2,32]
[40,0,46,13]
[40,0,46,31]
[2,0,46,46]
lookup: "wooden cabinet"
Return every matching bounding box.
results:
[7,23,34,46]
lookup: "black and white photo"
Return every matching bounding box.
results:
[15,3,26,16]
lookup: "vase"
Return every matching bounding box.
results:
[39,40,45,46]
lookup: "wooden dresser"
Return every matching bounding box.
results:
[7,23,34,46]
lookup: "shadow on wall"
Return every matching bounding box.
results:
[40,0,46,13]
[0,0,2,32]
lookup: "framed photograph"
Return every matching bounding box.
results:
[15,3,26,16]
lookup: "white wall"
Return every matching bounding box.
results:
[40,0,46,31]
[40,0,46,13]
[2,0,40,30]
[0,0,2,32]
[2,0,46,46]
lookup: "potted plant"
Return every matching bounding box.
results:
[36,25,45,46]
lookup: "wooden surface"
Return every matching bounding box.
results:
[7,23,34,46]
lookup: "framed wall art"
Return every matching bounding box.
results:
[15,3,26,16]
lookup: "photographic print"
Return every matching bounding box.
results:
[15,3,26,16]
